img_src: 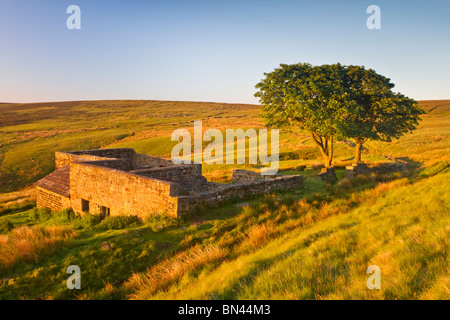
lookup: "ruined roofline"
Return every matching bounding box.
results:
[55,148,175,170]
[57,148,136,156]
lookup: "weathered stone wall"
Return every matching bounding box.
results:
[132,164,206,195]
[344,163,371,179]
[176,175,304,216]
[85,159,134,171]
[370,162,409,174]
[317,167,337,182]
[68,148,137,159]
[132,153,174,168]
[232,169,282,183]
[36,187,70,212]
[55,148,137,169]
[232,169,263,183]
[345,162,409,178]
[55,152,107,169]
[69,162,180,218]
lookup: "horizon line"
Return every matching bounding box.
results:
[1,98,449,105]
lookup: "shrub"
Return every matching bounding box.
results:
[58,208,77,223]
[0,220,14,234]
[31,207,52,221]
[97,215,142,230]
[144,213,179,227]
[73,213,104,230]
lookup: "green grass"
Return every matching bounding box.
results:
[0,99,448,300]
[1,99,448,192]
[0,162,447,299]
[128,170,449,300]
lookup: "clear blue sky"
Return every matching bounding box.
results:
[0,0,448,104]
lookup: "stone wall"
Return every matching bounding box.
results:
[371,162,409,174]
[345,162,409,178]
[55,148,137,169]
[56,149,175,170]
[232,169,282,183]
[86,159,134,171]
[132,164,206,195]
[132,153,174,168]
[69,162,180,218]
[68,148,137,159]
[344,163,371,179]
[317,167,337,182]
[176,175,304,216]
[36,187,70,212]
[232,169,263,183]
[55,152,107,169]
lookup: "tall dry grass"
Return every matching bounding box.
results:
[125,244,228,299]
[0,225,77,272]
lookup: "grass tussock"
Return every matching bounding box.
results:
[0,225,77,272]
[125,244,228,299]
[241,222,277,252]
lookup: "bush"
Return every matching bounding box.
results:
[97,215,142,230]
[57,208,77,223]
[31,207,53,221]
[0,220,14,234]
[73,213,104,230]
[144,213,179,227]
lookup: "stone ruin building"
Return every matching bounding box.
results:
[35,148,303,218]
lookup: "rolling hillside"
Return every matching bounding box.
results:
[0,99,449,193]
[0,99,448,300]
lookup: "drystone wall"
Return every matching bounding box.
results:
[176,175,304,216]
[317,167,337,182]
[344,163,371,179]
[232,169,282,183]
[132,153,174,168]
[345,162,409,179]
[132,164,207,195]
[55,148,138,169]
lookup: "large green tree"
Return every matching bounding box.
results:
[255,63,348,167]
[255,63,425,167]
[338,65,425,162]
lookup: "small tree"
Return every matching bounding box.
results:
[255,63,348,167]
[338,66,425,162]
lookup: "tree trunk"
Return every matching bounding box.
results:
[323,155,332,168]
[326,136,333,167]
[309,132,334,168]
[354,138,364,163]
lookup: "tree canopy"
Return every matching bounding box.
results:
[255,62,425,166]
[337,65,425,162]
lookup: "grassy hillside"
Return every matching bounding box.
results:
[128,169,450,300]
[0,163,448,299]
[1,99,449,192]
[0,99,448,300]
